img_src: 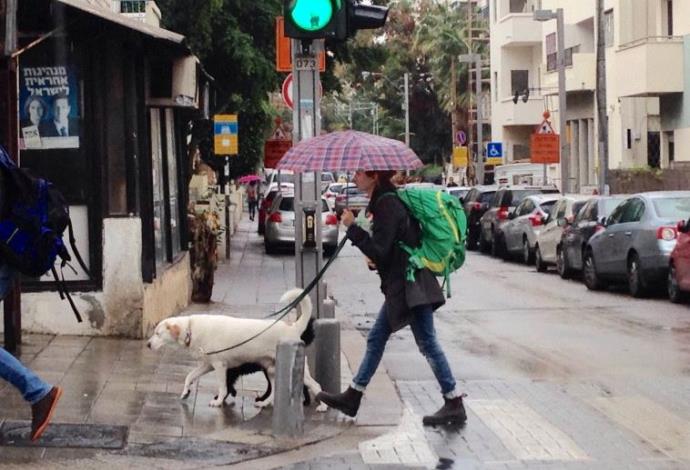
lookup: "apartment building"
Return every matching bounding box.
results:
[490,0,690,192]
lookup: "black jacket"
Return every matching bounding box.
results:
[346,183,445,331]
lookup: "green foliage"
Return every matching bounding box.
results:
[157,0,281,177]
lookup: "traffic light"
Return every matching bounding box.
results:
[336,0,389,41]
[284,0,343,40]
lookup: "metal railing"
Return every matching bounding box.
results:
[117,0,147,14]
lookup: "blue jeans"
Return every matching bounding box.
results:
[0,263,52,405]
[352,303,457,397]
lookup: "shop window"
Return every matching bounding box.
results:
[150,108,167,267]
[164,109,181,258]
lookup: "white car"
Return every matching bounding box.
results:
[534,195,591,272]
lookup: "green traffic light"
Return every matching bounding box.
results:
[289,0,334,32]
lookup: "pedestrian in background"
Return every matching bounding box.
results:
[317,170,467,426]
[247,181,258,221]
[0,263,62,441]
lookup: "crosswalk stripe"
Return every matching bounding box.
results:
[587,396,690,460]
[468,399,589,461]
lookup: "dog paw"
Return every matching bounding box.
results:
[180,389,191,400]
[208,397,225,408]
[254,399,273,409]
[316,402,328,413]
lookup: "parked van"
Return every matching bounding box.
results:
[494,163,550,187]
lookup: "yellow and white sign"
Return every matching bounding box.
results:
[452,146,468,167]
[214,114,238,155]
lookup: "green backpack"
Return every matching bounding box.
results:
[389,188,468,297]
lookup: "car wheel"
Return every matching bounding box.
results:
[627,253,648,298]
[491,232,505,258]
[479,234,490,253]
[264,240,277,255]
[466,230,478,251]
[583,250,604,291]
[324,245,337,257]
[668,265,688,303]
[522,238,534,265]
[535,245,547,272]
[258,220,265,235]
[557,246,572,279]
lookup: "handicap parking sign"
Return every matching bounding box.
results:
[487,142,503,158]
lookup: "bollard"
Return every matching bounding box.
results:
[321,298,335,319]
[314,319,340,394]
[272,339,305,437]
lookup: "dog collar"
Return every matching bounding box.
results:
[184,330,191,347]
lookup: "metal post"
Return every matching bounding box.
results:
[404,72,410,147]
[596,0,609,195]
[556,8,569,193]
[475,55,484,185]
[272,340,305,437]
[292,39,323,317]
[314,319,340,394]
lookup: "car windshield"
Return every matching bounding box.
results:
[279,197,329,212]
[652,196,690,219]
[479,191,495,203]
[602,197,625,215]
[510,190,545,206]
[344,187,365,196]
[326,184,344,194]
[572,201,587,216]
[539,200,557,212]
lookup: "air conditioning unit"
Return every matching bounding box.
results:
[172,55,198,107]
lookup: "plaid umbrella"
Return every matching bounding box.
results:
[276,130,423,172]
[237,174,261,184]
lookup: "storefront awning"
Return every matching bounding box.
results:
[54,0,185,45]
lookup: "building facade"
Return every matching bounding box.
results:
[490,0,689,192]
[1,0,209,339]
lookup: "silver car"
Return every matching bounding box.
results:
[534,195,590,272]
[264,194,339,255]
[584,191,690,297]
[334,185,369,218]
[502,194,560,264]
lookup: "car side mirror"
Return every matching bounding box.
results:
[508,211,517,220]
[599,216,607,226]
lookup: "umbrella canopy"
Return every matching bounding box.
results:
[276,130,423,172]
[237,174,262,184]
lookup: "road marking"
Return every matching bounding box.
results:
[359,404,437,466]
[587,396,690,460]
[468,399,588,461]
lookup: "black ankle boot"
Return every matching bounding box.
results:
[316,386,362,417]
[422,394,467,426]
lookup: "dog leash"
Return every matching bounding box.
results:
[203,236,348,356]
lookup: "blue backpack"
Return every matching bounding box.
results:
[0,145,88,321]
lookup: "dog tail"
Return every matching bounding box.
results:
[280,288,312,334]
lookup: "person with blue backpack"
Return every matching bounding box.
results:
[316,169,467,426]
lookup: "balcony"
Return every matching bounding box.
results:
[494,14,542,47]
[615,37,684,97]
[494,96,544,126]
[542,52,596,95]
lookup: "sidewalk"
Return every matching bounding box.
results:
[0,215,404,469]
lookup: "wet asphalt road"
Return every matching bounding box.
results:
[325,241,690,468]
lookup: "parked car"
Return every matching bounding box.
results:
[443,186,472,203]
[264,194,339,255]
[323,182,347,211]
[534,195,590,272]
[320,171,336,191]
[502,194,560,264]
[462,185,498,250]
[258,182,294,235]
[558,195,626,278]
[263,170,295,198]
[480,185,560,256]
[583,191,690,297]
[668,217,690,303]
[334,186,369,218]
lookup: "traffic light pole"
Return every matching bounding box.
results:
[292,39,324,317]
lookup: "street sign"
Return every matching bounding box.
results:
[281,73,323,110]
[455,130,467,146]
[452,146,468,167]
[275,17,326,72]
[531,116,560,164]
[486,142,503,165]
[213,114,238,155]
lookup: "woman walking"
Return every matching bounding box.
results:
[317,170,466,425]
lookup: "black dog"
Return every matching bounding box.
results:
[215,318,315,405]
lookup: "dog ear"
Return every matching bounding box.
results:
[167,323,182,341]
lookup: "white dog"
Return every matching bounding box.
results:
[147,288,327,411]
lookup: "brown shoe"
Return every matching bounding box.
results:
[30,386,62,441]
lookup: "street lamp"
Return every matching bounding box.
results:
[458,53,483,185]
[534,8,569,193]
[361,71,411,146]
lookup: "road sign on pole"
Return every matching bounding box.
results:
[486,142,503,166]
[213,114,238,155]
[275,17,326,72]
